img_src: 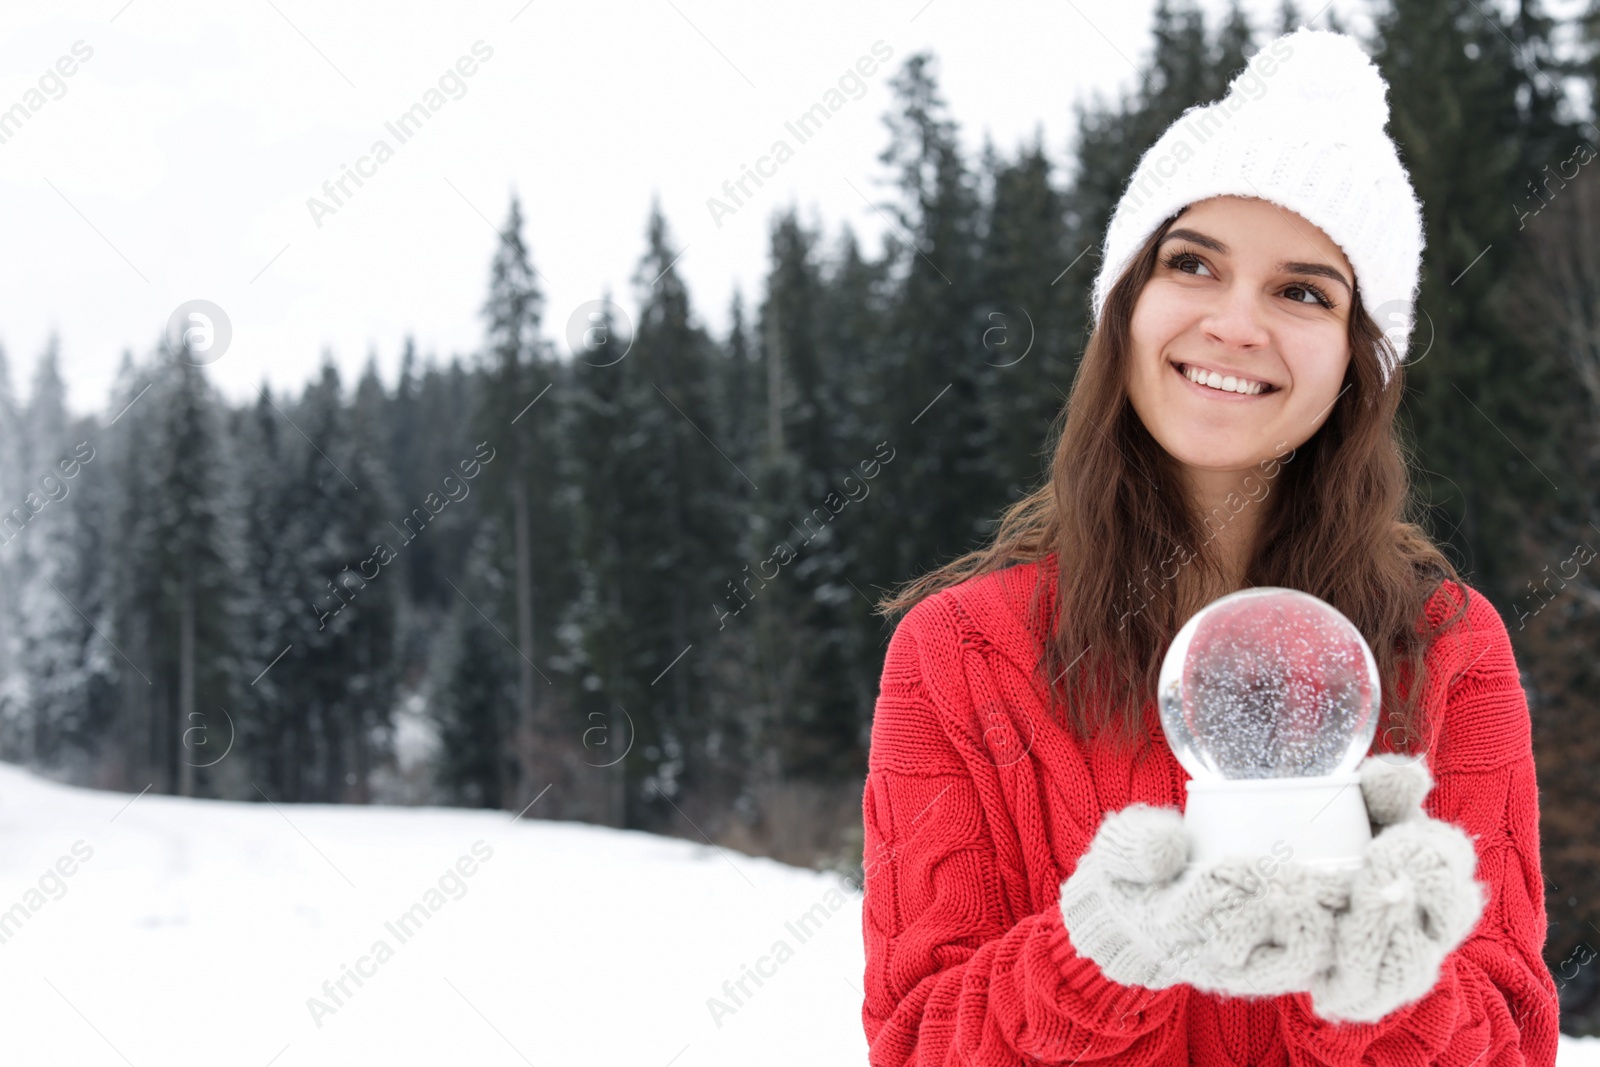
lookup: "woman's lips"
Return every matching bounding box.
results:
[1172,361,1277,399]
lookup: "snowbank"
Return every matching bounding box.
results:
[0,762,1593,1065]
[0,763,865,1064]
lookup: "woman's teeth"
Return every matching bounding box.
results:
[1183,364,1268,395]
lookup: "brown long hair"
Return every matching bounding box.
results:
[877,207,1470,751]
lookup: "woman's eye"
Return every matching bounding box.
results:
[1283,283,1330,307]
[1169,252,1211,276]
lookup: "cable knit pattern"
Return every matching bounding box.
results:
[859,553,1558,1066]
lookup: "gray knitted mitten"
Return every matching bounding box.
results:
[1059,803,1347,999]
[1308,755,1487,1022]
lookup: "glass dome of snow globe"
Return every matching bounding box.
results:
[1157,587,1381,869]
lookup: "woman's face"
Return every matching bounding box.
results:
[1126,195,1354,479]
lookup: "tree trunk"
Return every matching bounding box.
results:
[350,628,371,804]
[178,574,195,797]
[512,477,537,810]
[766,310,785,457]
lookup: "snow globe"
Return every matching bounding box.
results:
[1157,586,1380,871]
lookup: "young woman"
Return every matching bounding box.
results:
[859,28,1558,1067]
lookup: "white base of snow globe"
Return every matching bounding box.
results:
[1183,772,1371,872]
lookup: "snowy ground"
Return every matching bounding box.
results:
[0,762,868,1065]
[0,762,1595,1066]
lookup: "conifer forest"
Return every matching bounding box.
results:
[4,0,1600,1031]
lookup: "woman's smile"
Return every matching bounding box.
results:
[1171,359,1281,398]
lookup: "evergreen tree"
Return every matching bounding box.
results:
[15,343,111,773]
[419,199,601,818]
[431,521,520,807]
[631,202,739,819]
[1066,0,1258,309]
[234,384,302,798]
[1503,158,1600,1032]
[1372,0,1570,594]
[402,353,479,617]
[108,343,236,796]
[263,360,394,801]
[389,337,425,612]
[747,208,855,781]
[862,51,990,594]
[1276,0,1303,34]
[566,204,736,829]
[719,290,759,467]
[102,350,159,788]
[0,343,26,759]
[447,194,576,812]
[342,358,402,802]
[563,292,634,826]
[976,136,1075,501]
[814,224,895,735]
[1213,0,1256,75]
[1069,0,1215,252]
[1582,0,1600,90]
[1507,0,1600,1027]
[699,287,765,821]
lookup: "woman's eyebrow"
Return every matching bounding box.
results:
[1161,228,1228,255]
[1278,257,1353,294]
[1159,227,1352,293]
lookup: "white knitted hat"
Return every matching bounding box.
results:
[1089,27,1423,385]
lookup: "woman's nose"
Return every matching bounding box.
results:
[1201,283,1271,349]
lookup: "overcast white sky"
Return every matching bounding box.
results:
[0,0,1373,417]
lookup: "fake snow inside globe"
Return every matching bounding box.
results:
[1158,586,1381,871]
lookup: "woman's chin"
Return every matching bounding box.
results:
[1165,440,1267,476]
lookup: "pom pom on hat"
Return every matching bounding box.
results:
[1250,27,1390,133]
[1089,28,1424,385]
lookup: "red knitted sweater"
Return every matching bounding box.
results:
[860,553,1558,1066]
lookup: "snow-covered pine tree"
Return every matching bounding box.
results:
[106,342,237,797]
[233,383,302,799]
[748,209,867,784]
[0,344,26,761]
[563,292,633,826]
[859,51,988,598]
[463,194,575,813]
[269,360,375,801]
[975,136,1073,513]
[14,342,112,776]
[814,225,894,749]
[343,357,402,803]
[430,517,519,808]
[1373,0,1569,593]
[561,204,737,832]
